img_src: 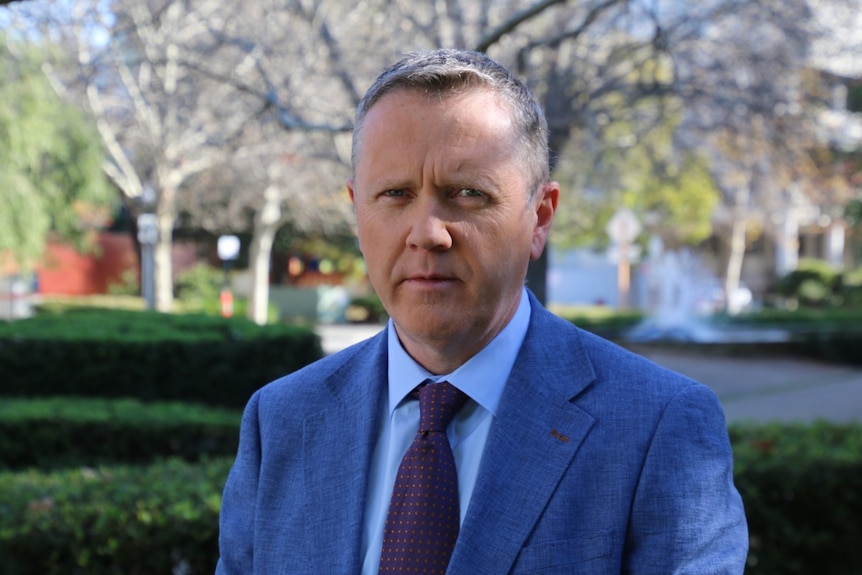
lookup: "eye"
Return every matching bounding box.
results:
[455,188,484,198]
[382,189,408,198]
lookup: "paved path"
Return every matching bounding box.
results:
[316,324,862,425]
[630,347,862,424]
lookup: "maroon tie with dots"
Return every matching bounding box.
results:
[378,381,468,574]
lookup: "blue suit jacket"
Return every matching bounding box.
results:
[217,295,748,573]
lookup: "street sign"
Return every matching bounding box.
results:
[605,207,642,245]
[605,208,641,310]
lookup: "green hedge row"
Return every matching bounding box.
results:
[0,421,860,574]
[0,309,323,407]
[0,457,230,575]
[773,257,862,308]
[790,329,862,366]
[0,398,241,470]
[731,422,862,574]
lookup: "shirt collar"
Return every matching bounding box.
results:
[387,288,531,416]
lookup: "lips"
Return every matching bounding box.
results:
[407,274,456,281]
[401,273,459,288]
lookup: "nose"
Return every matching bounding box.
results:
[406,198,453,251]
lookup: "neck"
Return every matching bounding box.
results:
[394,320,512,375]
[400,338,478,375]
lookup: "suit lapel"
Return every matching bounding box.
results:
[450,300,598,573]
[300,331,388,573]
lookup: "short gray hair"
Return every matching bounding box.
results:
[351,49,550,197]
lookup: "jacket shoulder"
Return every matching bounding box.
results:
[254,328,387,407]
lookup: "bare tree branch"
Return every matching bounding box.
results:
[474,0,571,53]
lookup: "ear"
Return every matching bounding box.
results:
[346,178,364,254]
[346,178,356,204]
[530,181,559,261]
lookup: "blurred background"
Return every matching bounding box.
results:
[1,0,861,573]
[1,0,860,323]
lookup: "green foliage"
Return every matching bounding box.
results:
[838,265,862,307]
[707,305,862,366]
[0,308,322,407]
[172,264,279,321]
[174,263,223,310]
[105,270,139,296]
[845,198,862,228]
[792,330,862,367]
[0,398,240,470]
[552,108,719,250]
[552,305,644,339]
[0,457,230,575]
[722,305,862,327]
[772,258,862,309]
[35,295,149,312]
[0,37,114,270]
[775,258,839,304]
[346,293,388,323]
[1,423,861,574]
[846,84,862,114]
[731,422,862,574]
[635,153,718,246]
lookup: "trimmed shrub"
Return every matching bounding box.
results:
[791,329,862,366]
[732,422,862,575]
[0,309,322,407]
[839,265,862,307]
[775,258,841,307]
[0,398,241,470]
[1,408,860,574]
[553,305,645,340]
[0,457,230,575]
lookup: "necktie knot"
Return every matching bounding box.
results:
[418,381,467,433]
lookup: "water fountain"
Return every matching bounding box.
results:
[625,240,788,343]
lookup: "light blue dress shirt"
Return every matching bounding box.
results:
[360,289,532,574]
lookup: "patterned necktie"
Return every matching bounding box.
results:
[378,381,468,574]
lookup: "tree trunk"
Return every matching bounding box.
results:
[723,191,749,315]
[248,224,278,325]
[154,190,177,313]
[153,223,174,312]
[247,186,283,325]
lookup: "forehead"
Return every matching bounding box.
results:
[359,88,516,147]
[353,89,530,193]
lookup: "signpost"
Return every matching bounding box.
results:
[137,213,159,311]
[606,208,642,309]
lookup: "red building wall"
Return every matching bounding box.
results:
[34,233,202,296]
[37,233,138,295]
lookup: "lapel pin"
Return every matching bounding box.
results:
[550,429,570,443]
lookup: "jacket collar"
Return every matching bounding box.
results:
[450,292,598,573]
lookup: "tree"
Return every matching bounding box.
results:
[492,0,861,309]
[0,35,113,271]
[10,0,860,318]
[672,0,853,311]
[8,0,281,311]
[552,111,719,251]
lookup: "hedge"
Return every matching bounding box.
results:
[0,457,230,575]
[790,329,862,366]
[0,398,241,470]
[0,309,323,407]
[731,422,862,574]
[1,422,861,574]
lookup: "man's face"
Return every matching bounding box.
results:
[348,88,557,366]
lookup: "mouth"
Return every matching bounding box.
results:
[403,274,458,288]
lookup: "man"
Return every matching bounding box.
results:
[216,49,748,574]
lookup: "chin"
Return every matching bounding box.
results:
[393,311,465,340]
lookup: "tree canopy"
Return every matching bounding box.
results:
[0,36,113,271]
